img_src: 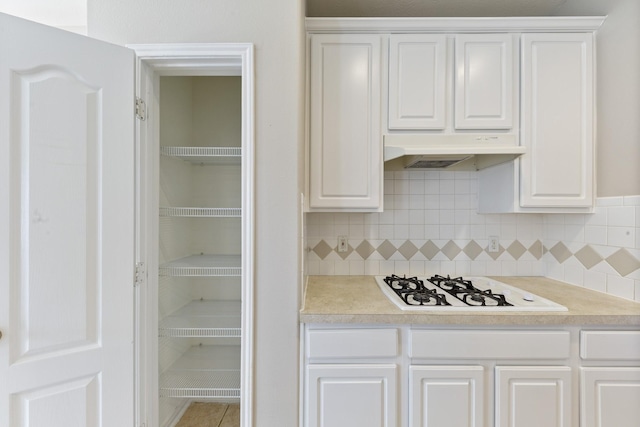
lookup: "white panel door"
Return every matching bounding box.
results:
[308,34,382,211]
[0,13,135,427]
[455,34,515,129]
[495,366,572,427]
[520,33,594,207]
[306,364,398,427]
[388,34,446,129]
[581,367,640,427]
[409,365,483,427]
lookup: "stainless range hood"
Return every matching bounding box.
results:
[384,134,526,171]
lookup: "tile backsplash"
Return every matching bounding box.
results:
[305,170,640,302]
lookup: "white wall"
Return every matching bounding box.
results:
[553,0,640,197]
[0,0,87,33]
[87,1,305,425]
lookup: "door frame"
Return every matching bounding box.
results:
[129,43,255,427]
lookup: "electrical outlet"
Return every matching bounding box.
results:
[337,236,348,253]
[488,236,500,253]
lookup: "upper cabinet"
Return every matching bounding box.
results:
[478,32,596,213]
[454,34,515,130]
[520,33,594,208]
[388,33,516,132]
[306,17,605,213]
[307,34,383,212]
[388,34,447,129]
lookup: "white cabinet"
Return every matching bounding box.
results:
[455,34,515,130]
[520,33,594,208]
[478,32,595,213]
[302,326,581,427]
[409,366,483,427]
[307,34,383,211]
[303,328,399,427]
[580,368,640,427]
[307,364,398,427]
[388,34,447,129]
[580,331,640,427]
[388,33,516,132]
[495,366,572,427]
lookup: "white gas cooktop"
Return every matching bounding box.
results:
[375,275,567,312]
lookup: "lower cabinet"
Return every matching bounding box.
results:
[306,364,398,427]
[409,365,483,427]
[495,366,572,427]
[302,326,639,427]
[580,367,640,427]
[579,330,640,427]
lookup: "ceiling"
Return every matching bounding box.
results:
[306,0,569,17]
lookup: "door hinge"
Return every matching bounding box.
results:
[135,97,146,120]
[134,262,146,287]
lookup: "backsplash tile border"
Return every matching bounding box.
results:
[305,171,640,302]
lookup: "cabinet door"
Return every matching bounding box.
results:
[305,364,397,427]
[495,366,572,427]
[581,367,640,427]
[388,34,446,129]
[409,365,483,427]
[520,33,594,207]
[308,34,382,211]
[455,34,515,129]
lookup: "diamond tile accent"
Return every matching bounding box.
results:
[575,245,603,269]
[398,240,419,260]
[313,240,332,260]
[356,240,376,260]
[528,240,543,260]
[605,248,640,276]
[377,240,397,260]
[507,241,527,260]
[463,241,483,260]
[441,240,462,260]
[549,242,572,264]
[420,240,440,260]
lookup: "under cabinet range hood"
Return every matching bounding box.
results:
[384,134,526,171]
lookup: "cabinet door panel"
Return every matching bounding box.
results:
[581,367,640,427]
[520,33,594,207]
[455,34,514,129]
[306,364,397,427]
[309,34,382,210]
[410,366,483,427]
[388,34,446,129]
[495,366,572,427]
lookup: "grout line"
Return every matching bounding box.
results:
[217,404,230,427]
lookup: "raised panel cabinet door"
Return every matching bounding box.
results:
[309,34,382,211]
[455,34,515,129]
[520,33,594,207]
[305,364,398,427]
[0,13,135,427]
[581,367,640,427]
[495,366,572,427]
[409,365,484,427]
[388,34,447,129]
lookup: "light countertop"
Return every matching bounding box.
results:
[300,276,640,326]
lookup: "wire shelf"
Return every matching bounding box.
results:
[159,255,241,277]
[160,345,241,399]
[159,300,241,338]
[159,207,242,218]
[161,146,241,164]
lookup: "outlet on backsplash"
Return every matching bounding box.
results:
[488,236,500,253]
[337,236,348,253]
